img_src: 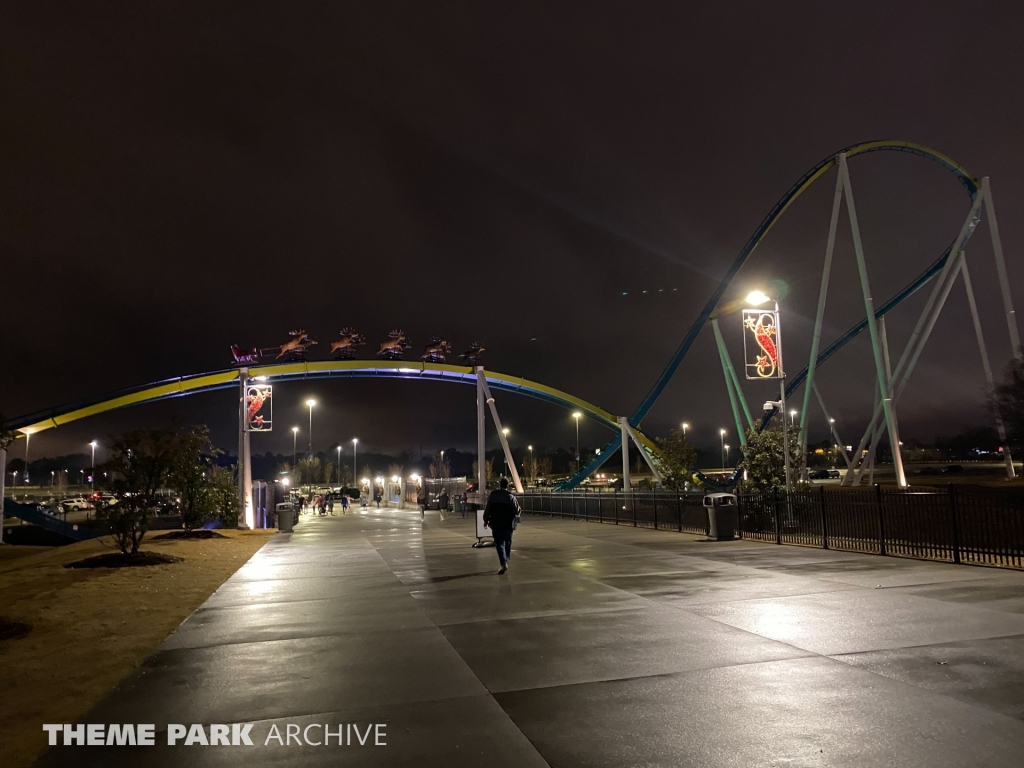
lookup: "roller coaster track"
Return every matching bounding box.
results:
[562,141,979,489]
[9,359,655,453]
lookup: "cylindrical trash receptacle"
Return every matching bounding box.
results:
[703,493,738,540]
[275,502,296,532]
[453,497,463,515]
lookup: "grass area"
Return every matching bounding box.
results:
[0,529,273,768]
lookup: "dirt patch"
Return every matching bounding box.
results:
[0,617,33,641]
[0,528,274,768]
[153,529,227,540]
[65,551,184,568]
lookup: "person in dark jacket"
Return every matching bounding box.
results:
[483,478,521,574]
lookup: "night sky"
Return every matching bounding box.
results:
[2,2,1023,464]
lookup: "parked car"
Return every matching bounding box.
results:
[61,497,93,511]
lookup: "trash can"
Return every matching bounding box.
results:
[275,502,296,532]
[453,496,463,516]
[702,493,738,540]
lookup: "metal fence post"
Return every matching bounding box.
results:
[774,489,782,545]
[819,485,829,550]
[948,484,962,564]
[875,484,888,556]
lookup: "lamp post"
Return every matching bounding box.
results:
[572,412,582,462]
[352,438,358,484]
[305,400,316,456]
[720,429,727,469]
[681,422,689,438]
[527,445,533,483]
[24,432,30,485]
[725,444,731,464]
[502,428,510,477]
[336,444,342,485]
[746,290,792,493]
[789,409,797,427]
[291,427,299,486]
[89,440,97,492]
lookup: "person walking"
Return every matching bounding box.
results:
[327,493,335,516]
[483,478,521,574]
[341,494,350,514]
[438,490,449,522]
[417,487,426,519]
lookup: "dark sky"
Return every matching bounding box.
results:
[2,1,1023,464]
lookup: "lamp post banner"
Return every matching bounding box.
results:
[244,384,273,432]
[742,308,783,380]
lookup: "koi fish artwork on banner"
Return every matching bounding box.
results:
[742,308,783,380]
[245,384,273,431]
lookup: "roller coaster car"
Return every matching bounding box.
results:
[330,328,367,360]
[420,337,452,363]
[378,330,411,360]
[230,345,263,365]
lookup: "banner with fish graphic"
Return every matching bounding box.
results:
[245,384,273,432]
[742,309,782,380]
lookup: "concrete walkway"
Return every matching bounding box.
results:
[38,507,1024,766]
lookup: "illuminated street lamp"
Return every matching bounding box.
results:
[89,440,98,491]
[305,399,316,456]
[291,427,299,475]
[502,428,511,476]
[572,412,582,461]
[681,422,689,438]
[720,429,727,469]
[336,444,342,485]
[527,445,534,482]
[725,444,731,464]
[352,438,358,484]
[789,409,797,427]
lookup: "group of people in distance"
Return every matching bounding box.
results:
[297,492,350,516]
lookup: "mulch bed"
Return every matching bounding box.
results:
[0,618,33,641]
[64,551,184,569]
[153,530,227,540]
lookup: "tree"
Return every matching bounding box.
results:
[169,426,219,531]
[429,451,450,479]
[471,457,494,487]
[993,359,1024,450]
[740,424,803,492]
[206,464,240,527]
[101,427,178,557]
[653,429,698,490]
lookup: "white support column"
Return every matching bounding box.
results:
[621,420,664,483]
[476,368,487,494]
[618,418,631,492]
[839,153,907,488]
[237,369,253,529]
[981,177,1023,360]
[476,369,523,493]
[961,256,1016,479]
[800,157,845,465]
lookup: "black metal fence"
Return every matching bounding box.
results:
[517,485,1024,569]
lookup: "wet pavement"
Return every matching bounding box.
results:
[37,507,1024,766]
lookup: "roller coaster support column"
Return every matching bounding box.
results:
[961,256,1016,479]
[620,417,664,484]
[476,372,486,494]
[839,153,908,488]
[799,157,844,479]
[711,318,750,447]
[982,177,1023,361]
[237,369,253,529]
[619,418,631,492]
[476,368,523,494]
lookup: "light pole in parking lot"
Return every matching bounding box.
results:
[720,428,727,469]
[89,441,97,492]
[352,438,358,486]
[336,444,342,485]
